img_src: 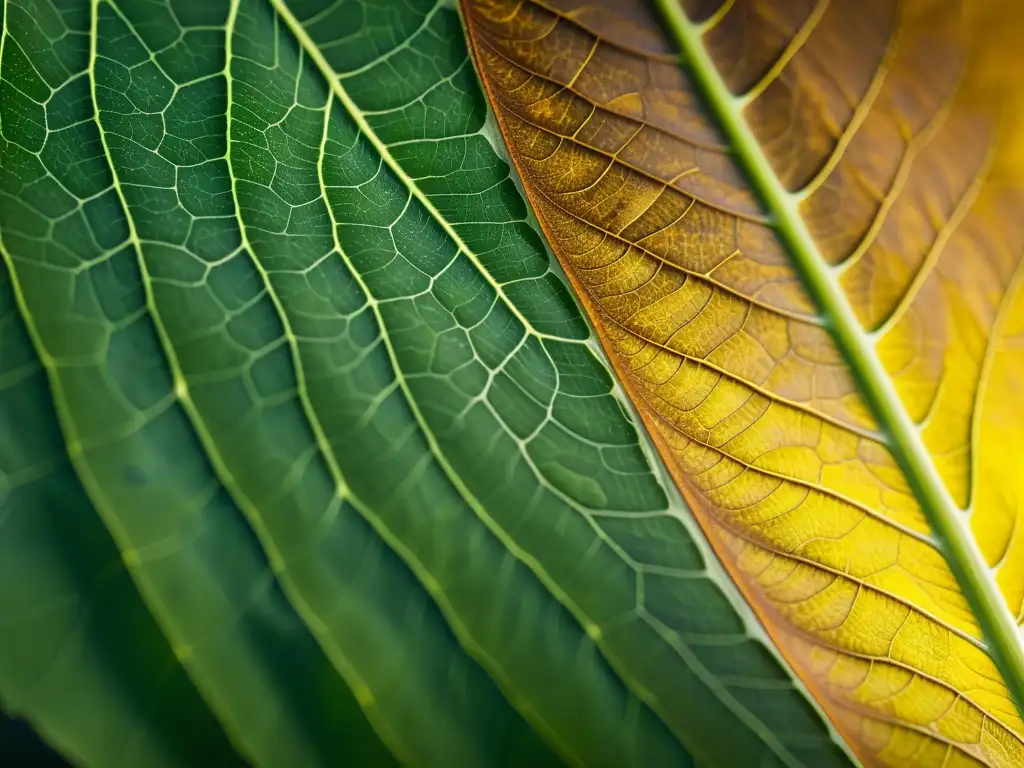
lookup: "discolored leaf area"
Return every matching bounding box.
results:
[0,0,864,766]
[462,0,1024,766]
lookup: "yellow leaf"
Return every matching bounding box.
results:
[462,1,1024,765]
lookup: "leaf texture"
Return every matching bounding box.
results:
[462,0,1024,766]
[0,0,856,766]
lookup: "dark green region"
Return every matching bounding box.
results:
[2,712,69,765]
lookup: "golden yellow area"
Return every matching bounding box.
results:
[463,0,1024,765]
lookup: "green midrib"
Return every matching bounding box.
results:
[653,0,1024,724]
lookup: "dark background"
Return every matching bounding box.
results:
[0,713,68,765]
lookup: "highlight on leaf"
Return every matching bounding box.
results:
[461,0,1024,765]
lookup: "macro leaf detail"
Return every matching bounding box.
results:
[462,0,1024,766]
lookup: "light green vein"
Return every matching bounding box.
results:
[652,0,1024,721]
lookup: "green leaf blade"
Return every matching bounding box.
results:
[0,263,241,768]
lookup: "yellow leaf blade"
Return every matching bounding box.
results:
[462,0,1024,765]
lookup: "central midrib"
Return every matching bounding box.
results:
[653,0,1024,725]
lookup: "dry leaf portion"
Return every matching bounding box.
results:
[463,0,1024,765]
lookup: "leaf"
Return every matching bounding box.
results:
[0,0,859,766]
[461,0,1024,766]
[0,260,247,767]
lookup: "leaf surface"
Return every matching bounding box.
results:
[0,235,245,768]
[0,0,854,766]
[462,0,1024,765]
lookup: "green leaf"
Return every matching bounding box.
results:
[0,257,245,767]
[0,0,852,765]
